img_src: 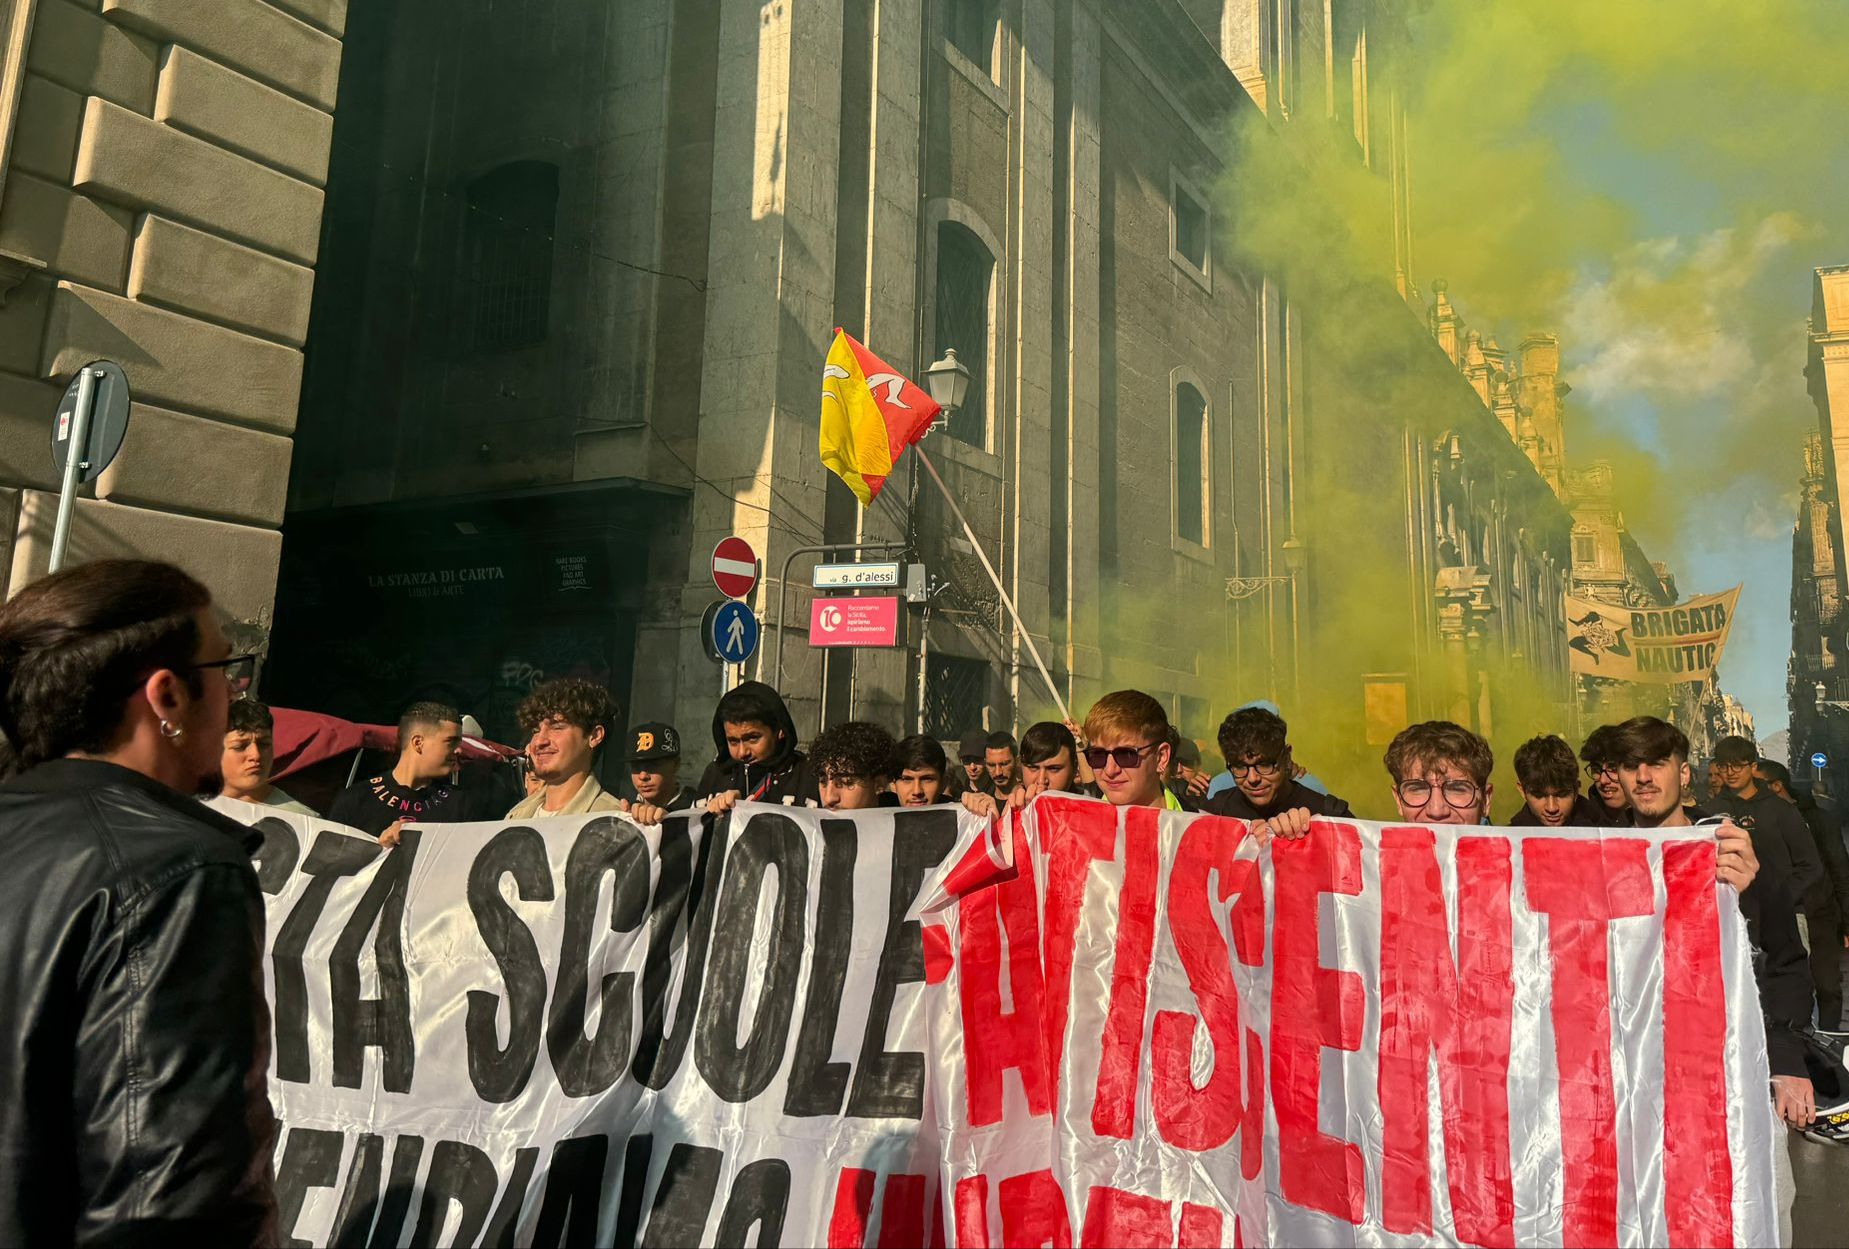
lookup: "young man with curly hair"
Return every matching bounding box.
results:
[508,677,624,818]
[809,721,899,812]
[1578,724,1631,825]
[1203,704,1351,822]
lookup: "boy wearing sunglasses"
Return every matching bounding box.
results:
[1080,690,1187,811]
[1203,704,1351,822]
[1082,691,1312,844]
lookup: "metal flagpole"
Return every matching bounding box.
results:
[914,444,1070,724]
[48,367,99,574]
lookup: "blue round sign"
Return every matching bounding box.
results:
[1812,751,1830,769]
[708,600,759,665]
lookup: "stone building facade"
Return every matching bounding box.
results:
[1424,275,1751,759]
[1791,265,1849,792]
[257,0,1581,795]
[0,0,1583,797]
[0,0,344,632]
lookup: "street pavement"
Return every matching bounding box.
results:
[1789,1131,1846,1247]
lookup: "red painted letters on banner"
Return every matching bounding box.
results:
[921,795,1781,1249]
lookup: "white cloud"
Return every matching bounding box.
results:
[1561,214,1804,402]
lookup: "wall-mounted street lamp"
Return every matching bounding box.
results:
[1225,534,1307,601]
[924,349,971,420]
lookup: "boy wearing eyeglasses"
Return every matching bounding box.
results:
[1384,720,1497,826]
[1578,725,1631,825]
[1078,691,1311,845]
[1203,704,1351,822]
[1710,734,1825,954]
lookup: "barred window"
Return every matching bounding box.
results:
[465,161,558,352]
[924,654,989,740]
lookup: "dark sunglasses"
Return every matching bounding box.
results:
[960,755,983,766]
[1083,742,1157,771]
[192,653,258,696]
[1229,756,1284,778]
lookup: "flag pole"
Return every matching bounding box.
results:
[914,443,1071,724]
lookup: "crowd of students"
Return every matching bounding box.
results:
[223,669,1843,1081]
[2,558,1845,1243]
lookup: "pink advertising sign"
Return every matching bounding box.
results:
[808,596,901,647]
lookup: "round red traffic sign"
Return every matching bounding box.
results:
[711,536,758,599]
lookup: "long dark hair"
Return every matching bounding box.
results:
[0,560,211,771]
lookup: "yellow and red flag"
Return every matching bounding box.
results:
[819,328,940,505]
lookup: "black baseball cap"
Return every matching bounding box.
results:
[959,730,987,761]
[1174,736,1202,769]
[628,722,681,764]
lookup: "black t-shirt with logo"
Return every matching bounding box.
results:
[327,774,494,836]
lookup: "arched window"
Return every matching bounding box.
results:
[465,160,558,351]
[1174,380,1208,545]
[934,222,993,448]
[944,0,1000,77]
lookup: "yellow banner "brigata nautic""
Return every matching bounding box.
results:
[1564,586,1742,684]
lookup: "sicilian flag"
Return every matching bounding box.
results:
[819,328,940,505]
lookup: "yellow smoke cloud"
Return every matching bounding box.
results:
[1113,0,1849,812]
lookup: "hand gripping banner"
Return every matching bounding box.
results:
[920,795,1780,1249]
[230,802,997,1248]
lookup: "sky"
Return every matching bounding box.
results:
[1393,2,1849,737]
[1499,102,1814,735]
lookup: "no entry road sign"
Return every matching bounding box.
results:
[711,536,758,599]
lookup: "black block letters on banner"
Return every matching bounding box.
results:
[695,814,809,1102]
[272,831,379,1085]
[784,818,858,1115]
[546,817,651,1098]
[849,807,959,1119]
[253,804,990,1246]
[464,825,554,1102]
[330,829,419,1092]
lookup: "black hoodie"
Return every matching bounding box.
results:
[693,681,820,808]
[1687,806,1813,1076]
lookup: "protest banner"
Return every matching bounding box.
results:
[922,794,1780,1249]
[1566,585,1742,683]
[222,801,996,1248]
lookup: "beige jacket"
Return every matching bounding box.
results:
[506,773,626,820]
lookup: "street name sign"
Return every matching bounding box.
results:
[812,561,902,589]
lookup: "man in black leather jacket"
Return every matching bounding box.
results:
[0,560,275,1246]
